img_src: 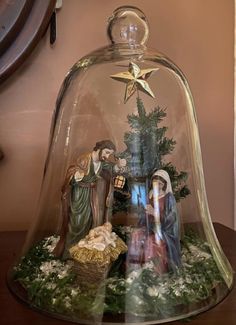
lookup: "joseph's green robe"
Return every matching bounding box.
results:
[63,153,112,257]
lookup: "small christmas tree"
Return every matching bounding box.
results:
[114,98,190,213]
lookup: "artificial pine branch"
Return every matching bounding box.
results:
[114,98,190,210]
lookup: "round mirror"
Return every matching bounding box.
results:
[0,0,56,83]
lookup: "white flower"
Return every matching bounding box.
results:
[40,261,55,275]
[39,259,68,277]
[120,226,132,235]
[179,284,186,291]
[147,284,169,298]
[199,251,211,259]
[46,282,56,290]
[126,270,141,284]
[158,284,168,295]
[39,260,71,279]
[185,276,192,284]
[108,284,116,290]
[143,261,155,270]
[157,293,166,301]
[64,296,72,309]
[147,286,159,297]
[173,288,181,296]
[131,295,144,305]
[183,262,193,268]
[57,268,70,279]
[177,277,184,285]
[188,244,211,260]
[126,278,132,285]
[71,289,78,297]
[34,275,43,282]
[65,301,71,309]
[43,236,60,253]
[181,254,187,263]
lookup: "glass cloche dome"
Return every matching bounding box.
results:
[8,6,233,324]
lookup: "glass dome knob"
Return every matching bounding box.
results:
[107,6,149,46]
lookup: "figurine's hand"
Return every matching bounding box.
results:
[146,204,154,215]
[117,158,126,168]
[74,170,84,181]
[114,158,127,173]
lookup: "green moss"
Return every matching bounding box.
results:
[13,230,225,319]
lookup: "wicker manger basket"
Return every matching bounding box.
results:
[70,237,127,285]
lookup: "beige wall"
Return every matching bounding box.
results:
[0,0,234,230]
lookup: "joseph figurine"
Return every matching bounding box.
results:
[54,140,126,258]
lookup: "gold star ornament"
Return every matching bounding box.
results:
[110,62,159,103]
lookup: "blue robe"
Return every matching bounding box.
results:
[160,192,181,271]
[139,191,181,272]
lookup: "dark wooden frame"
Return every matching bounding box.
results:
[0,0,56,84]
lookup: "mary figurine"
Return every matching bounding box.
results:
[146,169,181,272]
[127,169,181,274]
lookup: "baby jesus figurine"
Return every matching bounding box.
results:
[69,222,127,284]
[76,222,117,251]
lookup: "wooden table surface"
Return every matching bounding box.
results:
[0,223,235,325]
